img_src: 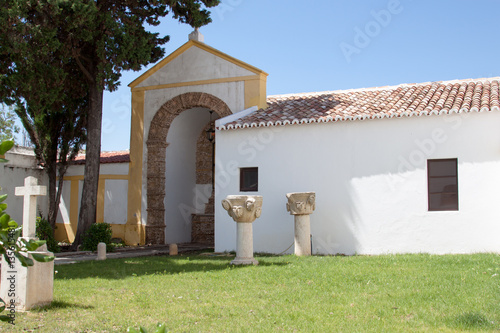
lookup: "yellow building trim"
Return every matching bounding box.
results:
[131,75,261,92]
[55,222,131,244]
[98,174,129,180]
[68,179,79,242]
[244,73,268,109]
[61,175,84,181]
[96,180,105,223]
[109,224,126,241]
[128,40,268,89]
[126,90,145,245]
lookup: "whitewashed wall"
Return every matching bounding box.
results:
[215,111,500,255]
[0,147,48,226]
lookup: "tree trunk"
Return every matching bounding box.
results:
[46,162,58,230]
[46,161,68,234]
[71,81,103,249]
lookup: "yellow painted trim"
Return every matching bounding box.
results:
[131,75,261,92]
[244,72,268,109]
[96,179,105,223]
[54,222,132,244]
[61,175,84,181]
[68,179,79,242]
[109,224,126,241]
[128,40,268,89]
[126,90,145,245]
[98,174,129,180]
[54,224,69,243]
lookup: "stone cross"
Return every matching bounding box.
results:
[15,176,47,238]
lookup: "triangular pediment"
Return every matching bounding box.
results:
[129,40,267,89]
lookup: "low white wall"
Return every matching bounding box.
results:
[1,148,130,235]
[0,147,48,226]
[58,162,129,226]
[215,111,500,255]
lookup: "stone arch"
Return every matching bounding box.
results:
[146,92,232,244]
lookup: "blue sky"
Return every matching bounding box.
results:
[101,0,500,151]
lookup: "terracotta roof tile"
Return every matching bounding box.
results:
[218,77,500,130]
[72,151,130,165]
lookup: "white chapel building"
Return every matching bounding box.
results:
[9,31,497,254]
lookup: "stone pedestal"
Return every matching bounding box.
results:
[169,243,178,256]
[286,192,316,256]
[97,242,106,260]
[222,195,263,265]
[0,243,54,311]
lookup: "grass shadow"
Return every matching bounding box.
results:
[31,300,94,312]
[451,312,496,330]
[54,253,289,280]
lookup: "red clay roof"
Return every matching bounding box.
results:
[72,151,130,165]
[218,77,500,130]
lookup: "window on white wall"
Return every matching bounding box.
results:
[427,159,458,211]
[240,167,258,192]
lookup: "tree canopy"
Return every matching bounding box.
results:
[0,106,19,143]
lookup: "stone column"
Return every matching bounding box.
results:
[222,195,263,265]
[286,192,316,256]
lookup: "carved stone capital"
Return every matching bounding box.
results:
[221,195,263,223]
[286,192,316,215]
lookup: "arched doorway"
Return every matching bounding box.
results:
[146,92,232,244]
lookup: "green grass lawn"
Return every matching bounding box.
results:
[6,253,499,332]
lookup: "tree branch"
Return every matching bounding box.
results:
[72,50,95,84]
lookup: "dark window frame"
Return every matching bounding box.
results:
[240,167,258,192]
[427,158,458,211]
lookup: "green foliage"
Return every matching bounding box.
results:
[0,140,14,163]
[0,140,55,323]
[127,323,168,333]
[35,216,60,253]
[0,105,19,143]
[81,222,113,252]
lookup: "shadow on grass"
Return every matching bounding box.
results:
[54,254,289,280]
[31,300,94,312]
[450,312,496,330]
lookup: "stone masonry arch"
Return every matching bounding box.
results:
[146,92,232,244]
